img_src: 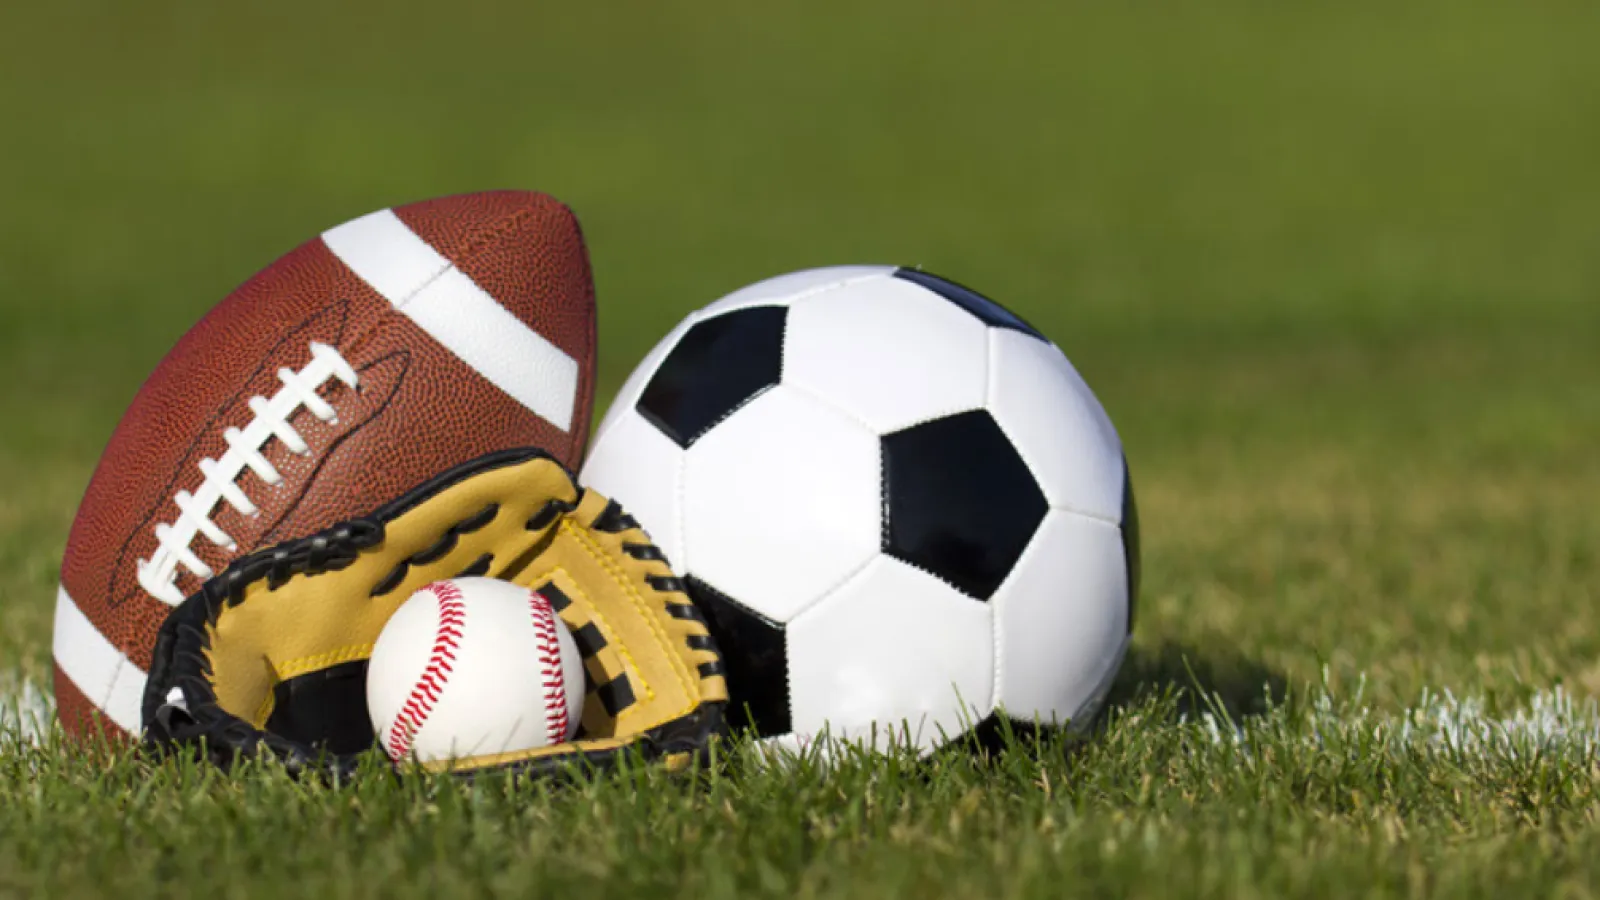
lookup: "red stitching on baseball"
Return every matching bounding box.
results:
[384,581,467,761]
[528,589,570,745]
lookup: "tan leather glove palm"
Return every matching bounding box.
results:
[143,448,728,777]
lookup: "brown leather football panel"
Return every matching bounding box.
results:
[160,348,415,606]
[60,242,397,671]
[393,192,598,447]
[57,194,599,743]
[392,192,596,358]
[255,313,578,550]
[65,310,574,679]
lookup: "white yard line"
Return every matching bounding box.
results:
[3,669,1598,760]
[0,676,54,745]
[1365,686,1600,755]
[1194,680,1600,757]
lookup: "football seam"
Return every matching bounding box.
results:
[100,301,354,607]
[438,202,598,425]
[62,200,593,740]
[256,349,414,545]
[118,347,414,617]
[454,206,538,268]
[340,219,591,453]
[100,206,575,615]
[108,258,419,614]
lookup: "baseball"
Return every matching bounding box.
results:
[366,577,585,764]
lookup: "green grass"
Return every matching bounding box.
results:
[5,690,1600,898]
[1,0,1598,895]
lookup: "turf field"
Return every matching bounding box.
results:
[2,1,1598,895]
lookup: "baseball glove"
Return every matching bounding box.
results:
[141,447,728,777]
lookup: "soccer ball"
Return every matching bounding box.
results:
[580,266,1138,753]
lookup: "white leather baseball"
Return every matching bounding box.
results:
[366,577,585,764]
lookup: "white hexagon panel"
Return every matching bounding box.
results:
[783,276,989,433]
[986,327,1126,520]
[578,409,688,568]
[681,385,881,623]
[991,509,1130,729]
[786,555,995,752]
[696,265,895,320]
[589,313,696,449]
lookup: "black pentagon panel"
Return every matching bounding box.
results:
[882,411,1047,601]
[893,268,1045,341]
[1121,461,1140,635]
[637,306,787,448]
[684,575,791,737]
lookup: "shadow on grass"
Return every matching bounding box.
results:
[953,641,1287,764]
[720,641,1290,772]
[1104,640,1288,722]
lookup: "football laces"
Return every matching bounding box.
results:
[135,342,359,605]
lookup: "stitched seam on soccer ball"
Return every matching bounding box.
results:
[385,581,467,760]
[136,342,360,605]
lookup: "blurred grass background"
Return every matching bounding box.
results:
[0,0,1596,711]
[2,2,1599,896]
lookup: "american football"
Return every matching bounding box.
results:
[53,191,597,741]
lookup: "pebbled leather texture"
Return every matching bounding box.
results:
[57,192,598,742]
